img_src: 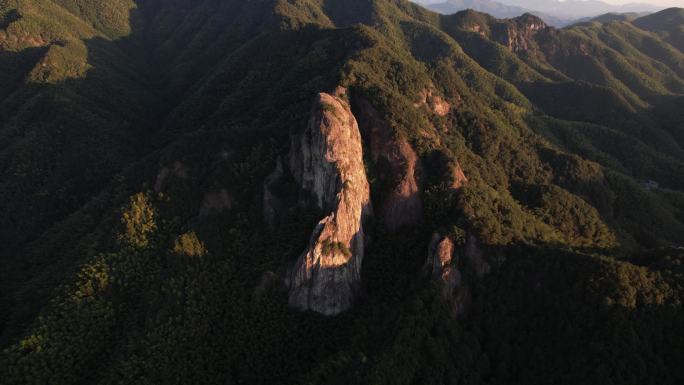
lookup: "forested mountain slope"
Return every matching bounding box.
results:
[633,7,684,53]
[1,1,683,384]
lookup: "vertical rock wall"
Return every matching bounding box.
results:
[287,90,372,315]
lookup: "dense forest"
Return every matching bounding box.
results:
[1,0,683,384]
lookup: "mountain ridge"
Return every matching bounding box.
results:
[1,1,683,383]
[418,0,574,25]
[416,0,676,26]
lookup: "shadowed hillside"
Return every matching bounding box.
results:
[634,7,684,52]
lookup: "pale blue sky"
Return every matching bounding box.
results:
[595,0,682,5]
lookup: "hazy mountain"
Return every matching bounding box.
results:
[415,0,666,22]
[634,7,684,51]
[1,1,683,384]
[574,11,651,24]
[427,0,530,18]
[420,0,573,26]
[497,0,662,18]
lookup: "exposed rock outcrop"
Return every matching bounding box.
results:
[492,14,548,52]
[199,189,232,219]
[263,157,284,228]
[426,233,469,317]
[427,233,455,279]
[0,32,48,49]
[465,233,491,278]
[450,161,468,190]
[415,89,452,117]
[356,98,423,232]
[0,14,49,50]
[154,161,189,192]
[426,229,492,317]
[469,24,486,36]
[253,271,281,301]
[287,89,372,315]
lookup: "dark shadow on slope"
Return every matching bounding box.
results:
[521,81,684,159]
[0,0,358,377]
[0,46,48,109]
[651,95,684,148]
[520,81,636,126]
[0,2,168,346]
[0,9,19,30]
[322,0,376,27]
[462,244,684,385]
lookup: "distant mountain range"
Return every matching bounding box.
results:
[575,11,651,24]
[422,0,573,26]
[496,0,661,17]
[415,0,665,25]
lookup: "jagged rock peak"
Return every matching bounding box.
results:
[425,230,492,317]
[287,88,372,316]
[154,161,189,193]
[514,13,548,31]
[427,233,456,279]
[426,232,468,317]
[498,13,548,52]
[415,88,452,117]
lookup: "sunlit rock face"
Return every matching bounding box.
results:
[451,161,468,190]
[428,233,455,279]
[287,89,372,316]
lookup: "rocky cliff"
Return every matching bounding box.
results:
[356,99,423,232]
[450,161,468,190]
[457,11,548,52]
[426,226,491,317]
[426,233,469,317]
[286,89,372,315]
[492,14,547,52]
